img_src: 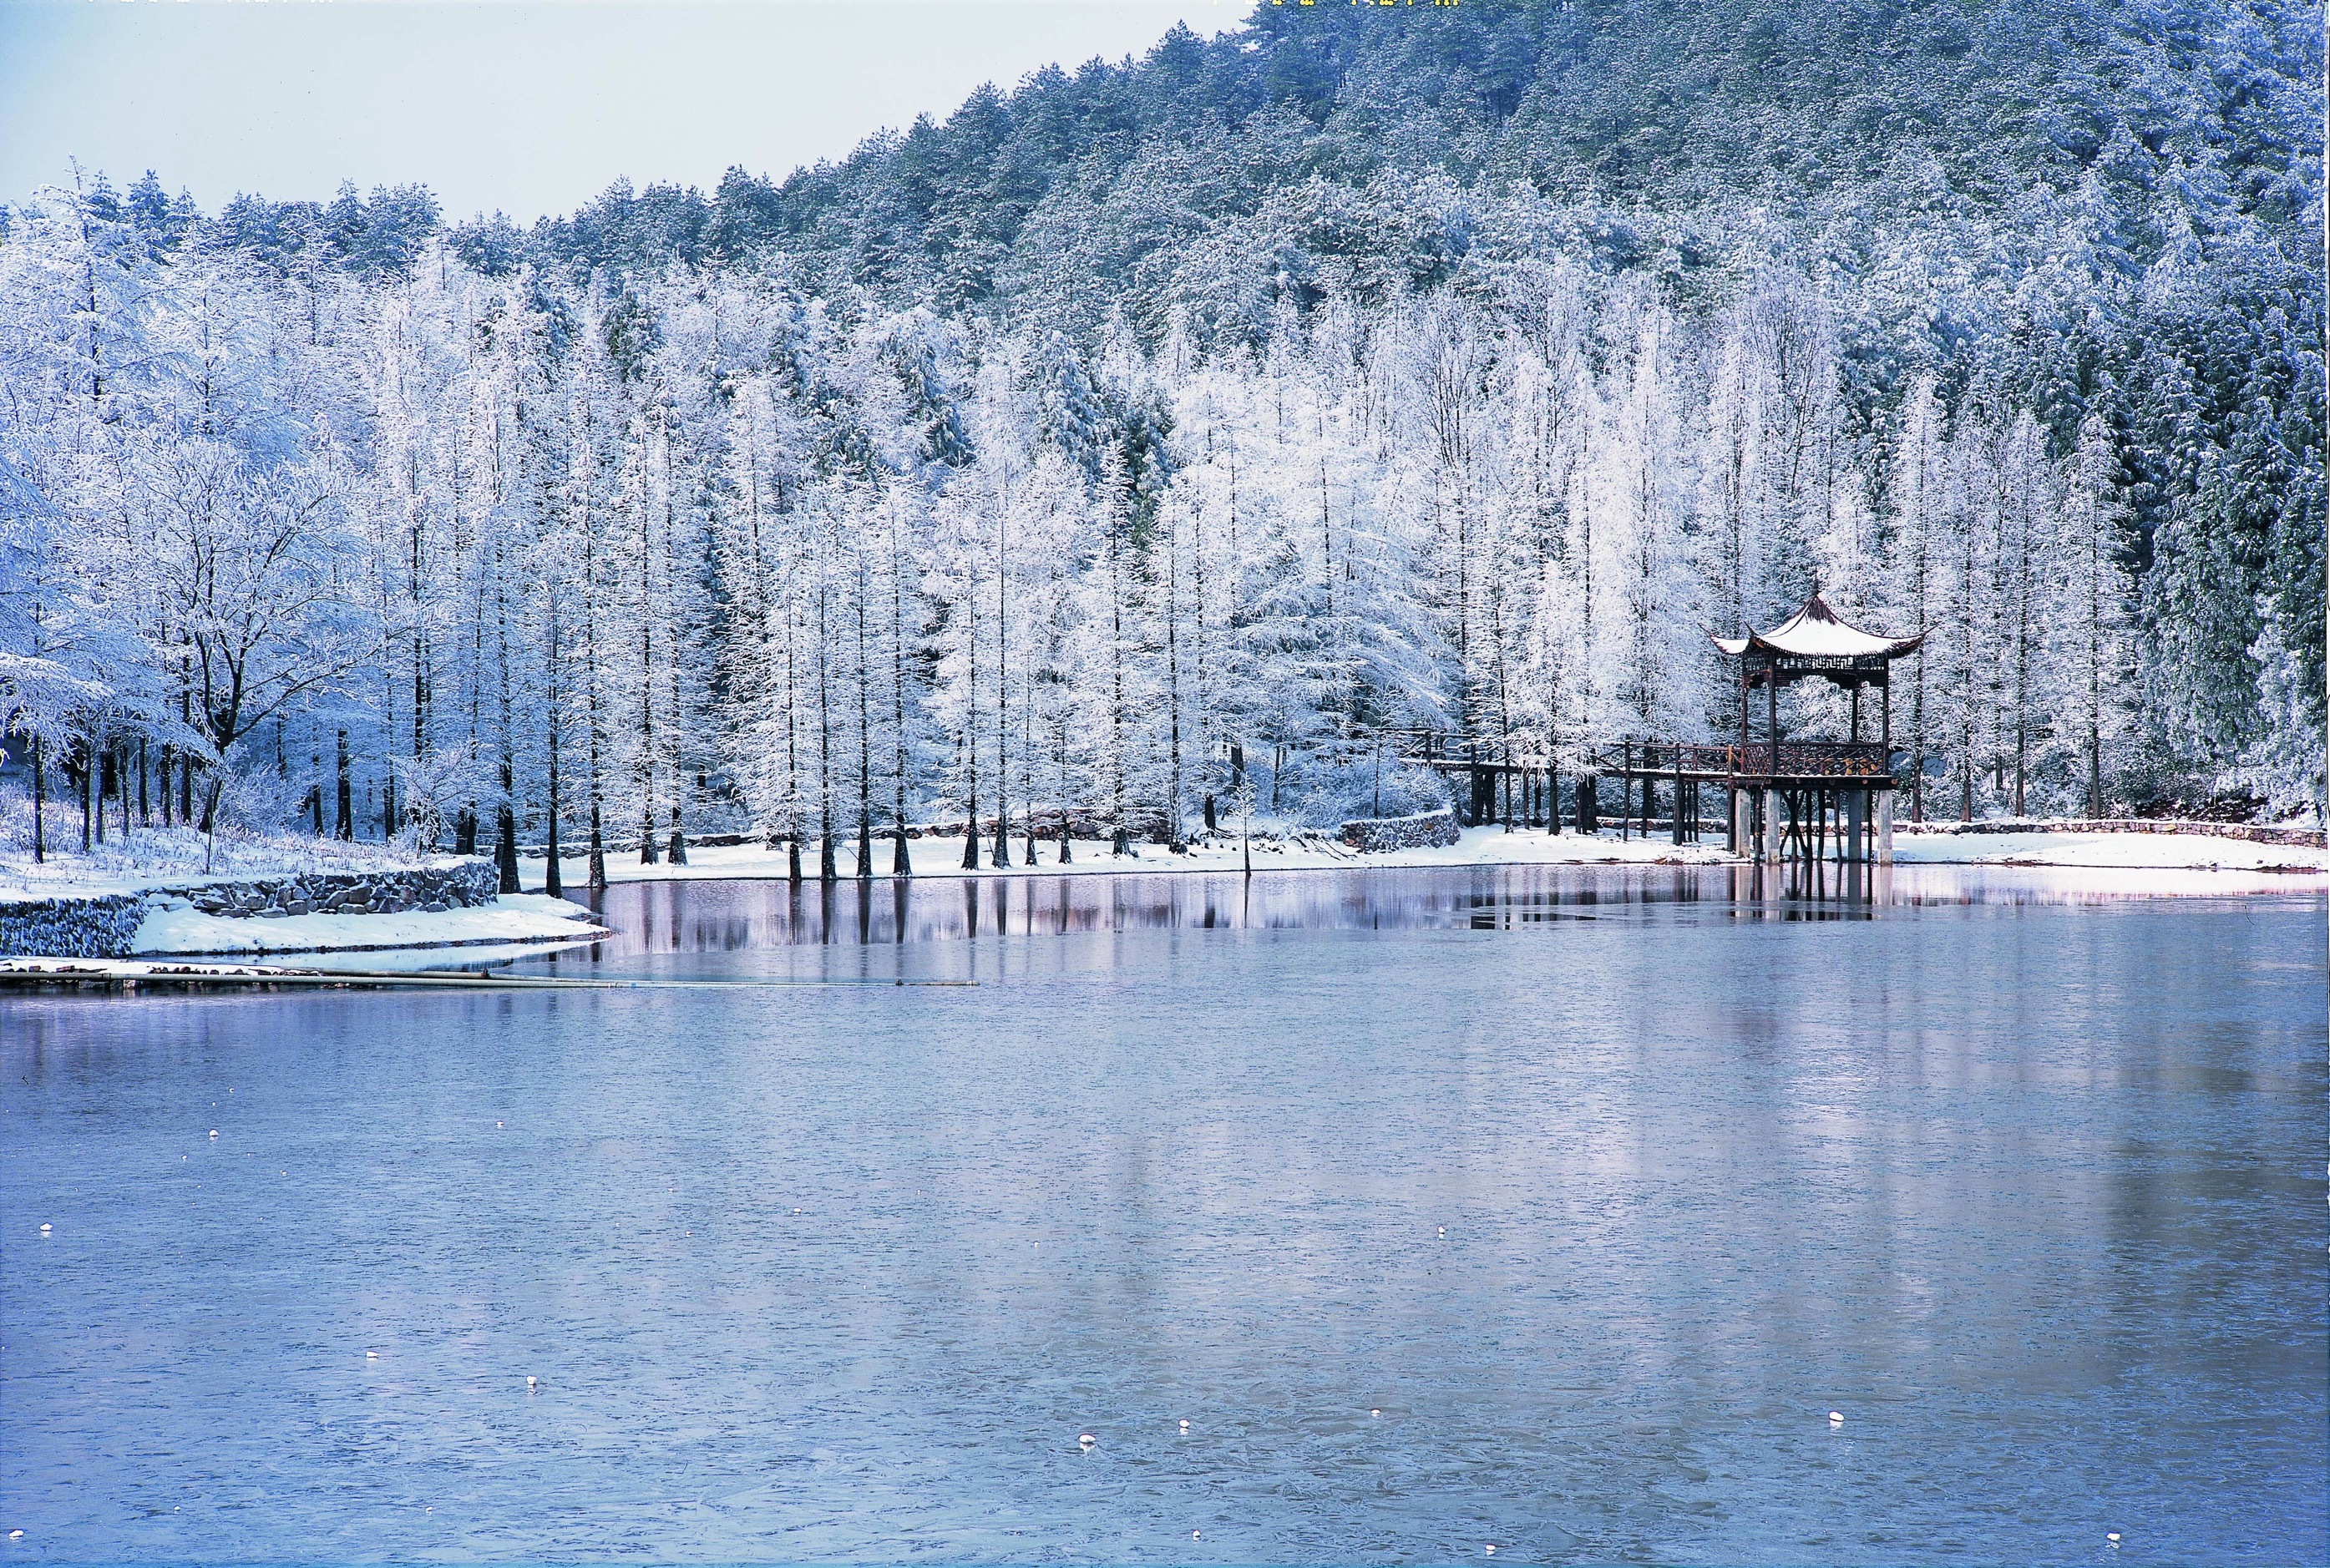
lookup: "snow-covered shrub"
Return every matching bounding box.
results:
[0,782,71,857]
[1244,753,1453,830]
[210,755,311,834]
[389,747,480,853]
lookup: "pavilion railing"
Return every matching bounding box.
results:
[1597,741,1892,779]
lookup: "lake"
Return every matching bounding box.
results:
[4,866,2323,1563]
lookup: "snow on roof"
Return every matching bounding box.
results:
[1710,592,1923,660]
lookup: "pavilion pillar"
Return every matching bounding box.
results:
[1877,790,1894,865]
[1766,659,1779,762]
[1847,789,1867,865]
[1762,787,1782,864]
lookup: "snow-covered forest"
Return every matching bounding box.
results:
[3,0,2322,877]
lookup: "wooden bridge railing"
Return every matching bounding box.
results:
[1595,741,1892,780]
[1377,730,1892,782]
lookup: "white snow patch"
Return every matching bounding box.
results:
[0,827,464,903]
[130,893,607,955]
[1892,830,2324,873]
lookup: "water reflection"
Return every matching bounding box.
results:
[530,861,2312,962]
[6,865,2322,1562]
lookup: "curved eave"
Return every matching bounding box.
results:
[1710,630,1926,660]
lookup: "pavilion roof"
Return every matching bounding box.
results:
[1710,592,1924,661]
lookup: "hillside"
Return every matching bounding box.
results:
[2,0,2323,867]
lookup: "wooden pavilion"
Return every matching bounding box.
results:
[1593,590,1922,866]
[1712,590,1921,865]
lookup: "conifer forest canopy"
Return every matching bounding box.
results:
[2,0,2322,860]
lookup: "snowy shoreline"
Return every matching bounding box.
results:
[6,820,2313,965]
[521,821,2327,888]
[0,824,610,958]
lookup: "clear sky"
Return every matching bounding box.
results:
[0,2,1243,222]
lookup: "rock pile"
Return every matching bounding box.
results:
[0,893,152,960]
[176,862,500,918]
[1338,808,1462,853]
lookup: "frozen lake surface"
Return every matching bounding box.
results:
[4,867,2323,1562]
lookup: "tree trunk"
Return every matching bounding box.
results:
[857,548,873,882]
[545,736,563,899]
[30,733,45,862]
[496,803,519,893]
[1167,499,1184,852]
[669,803,687,866]
[889,489,913,878]
[336,730,352,840]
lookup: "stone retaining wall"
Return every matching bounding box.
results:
[0,861,500,959]
[0,893,152,960]
[1339,808,1462,853]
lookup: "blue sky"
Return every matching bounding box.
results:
[0,2,1238,221]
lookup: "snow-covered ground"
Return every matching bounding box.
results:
[1891,828,2324,873]
[129,893,608,956]
[519,822,2325,888]
[522,826,1735,888]
[0,825,453,903]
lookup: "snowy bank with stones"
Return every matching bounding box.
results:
[0,832,609,959]
[0,824,454,903]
